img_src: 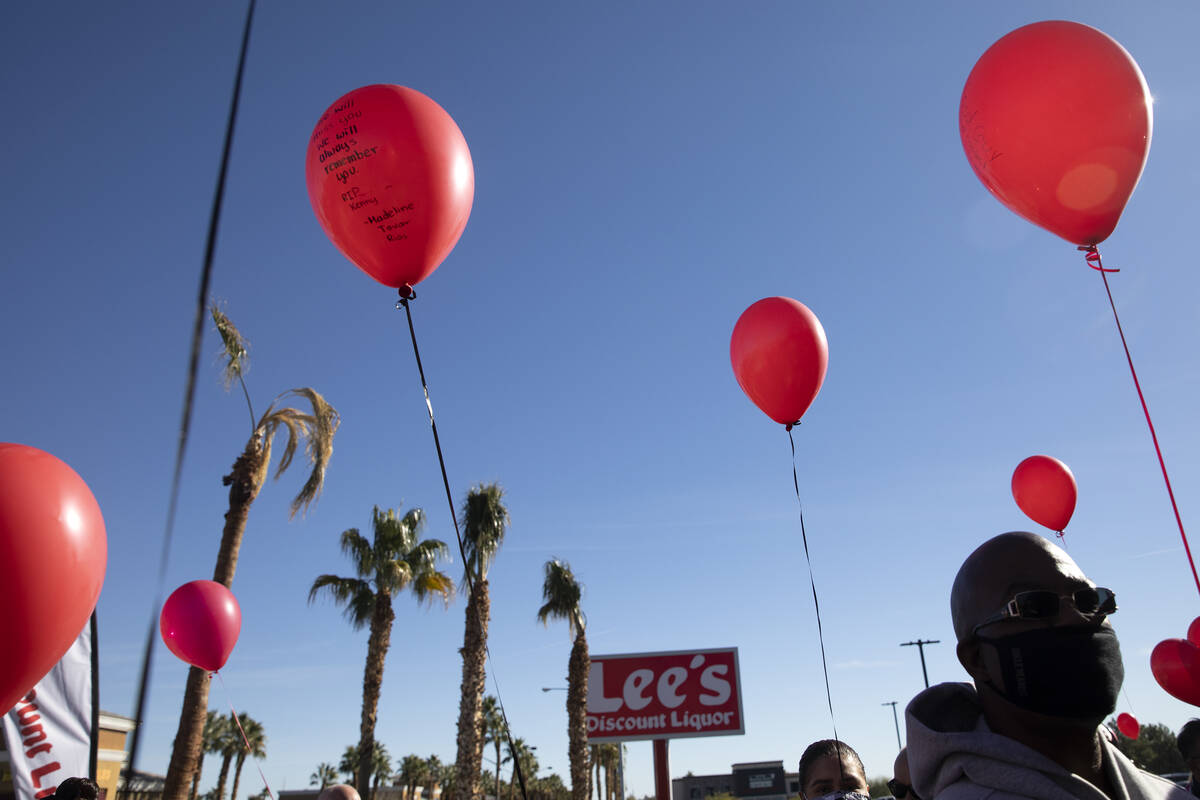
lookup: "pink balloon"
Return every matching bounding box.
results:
[1117,712,1140,739]
[160,580,242,671]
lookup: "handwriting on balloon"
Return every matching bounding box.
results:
[960,108,1003,170]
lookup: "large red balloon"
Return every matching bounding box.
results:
[306,84,474,290]
[1151,638,1200,707]
[1117,712,1140,739]
[160,580,242,672]
[730,297,829,427]
[0,443,107,714]
[1011,455,1078,533]
[960,21,1152,246]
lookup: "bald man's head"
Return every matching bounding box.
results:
[318,785,361,800]
[950,531,1088,642]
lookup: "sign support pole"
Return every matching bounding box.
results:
[654,739,669,800]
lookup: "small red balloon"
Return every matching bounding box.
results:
[730,297,829,427]
[0,443,107,714]
[306,84,475,289]
[1150,638,1200,707]
[960,20,1152,245]
[1011,455,1078,533]
[160,580,242,672]
[1117,712,1140,739]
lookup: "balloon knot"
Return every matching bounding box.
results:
[785,421,800,432]
[395,285,417,309]
[1078,245,1119,273]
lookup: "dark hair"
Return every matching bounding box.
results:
[798,740,865,797]
[54,778,99,800]
[1179,719,1200,757]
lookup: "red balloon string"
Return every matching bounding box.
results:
[216,672,276,800]
[1080,245,1200,599]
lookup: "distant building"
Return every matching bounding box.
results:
[0,711,136,800]
[672,761,801,800]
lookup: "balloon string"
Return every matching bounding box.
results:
[216,672,276,800]
[1080,245,1200,599]
[788,427,840,742]
[123,0,258,789]
[395,290,529,800]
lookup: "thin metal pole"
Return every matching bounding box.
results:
[882,701,902,750]
[900,639,939,689]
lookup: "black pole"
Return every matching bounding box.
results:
[882,701,901,750]
[89,611,100,780]
[900,639,940,689]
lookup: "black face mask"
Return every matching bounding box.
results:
[974,625,1124,721]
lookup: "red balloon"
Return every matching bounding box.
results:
[1151,638,1200,707]
[160,580,242,672]
[1011,455,1078,532]
[1188,616,1200,647]
[730,297,829,427]
[1117,712,1140,739]
[0,444,107,714]
[306,84,474,289]
[960,21,1152,245]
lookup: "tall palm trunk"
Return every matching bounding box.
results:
[190,755,205,800]
[164,433,269,800]
[454,578,490,800]
[494,738,503,800]
[567,632,589,800]
[357,589,396,798]
[231,752,247,800]
[215,750,235,800]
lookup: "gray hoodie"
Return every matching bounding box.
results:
[905,683,1189,800]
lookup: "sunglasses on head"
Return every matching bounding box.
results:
[887,779,919,800]
[972,586,1116,635]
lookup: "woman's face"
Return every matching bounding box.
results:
[802,755,869,800]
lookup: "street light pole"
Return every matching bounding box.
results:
[900,639,939,688]
[882,701,902,749]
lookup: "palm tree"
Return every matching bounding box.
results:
[504,739,538,800]
[340,746,361,781]
[212,713,242,800]
[371,743,394,800]
[481,695,508,800]
[399,754,430,800]
[453,484,511,800]
[310,506,454,799]
[310,763,338,790]
[165,307,340,800]
[229,714,266,800]
[423,755,443,800]
[191,711,230,800]
[537,560,589,800]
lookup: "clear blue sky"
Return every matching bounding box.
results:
[5,1,1200,796]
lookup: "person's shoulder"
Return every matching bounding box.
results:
[932,779,1035,800]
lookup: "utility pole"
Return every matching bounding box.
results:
[900,639,939,688]
[882,701,902,749]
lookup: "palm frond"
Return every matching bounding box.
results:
[211,304,249,388]
[461,483,510,585]
[410,568,455,607]
[339,527,376,579]
[308,574,374,630]
[289,387,340,515]
[537,559,585,637]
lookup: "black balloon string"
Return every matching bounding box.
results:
[395,290,529,800]
[788,426,840,742]
[123,0,257,791]
[1080,245,1200,598]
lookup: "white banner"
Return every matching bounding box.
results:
[2,622,94,800]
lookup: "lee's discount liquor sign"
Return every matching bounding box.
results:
[586,647,743,741]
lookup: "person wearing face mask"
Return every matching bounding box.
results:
[797,739,870,800]
[905,531,1189,800]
